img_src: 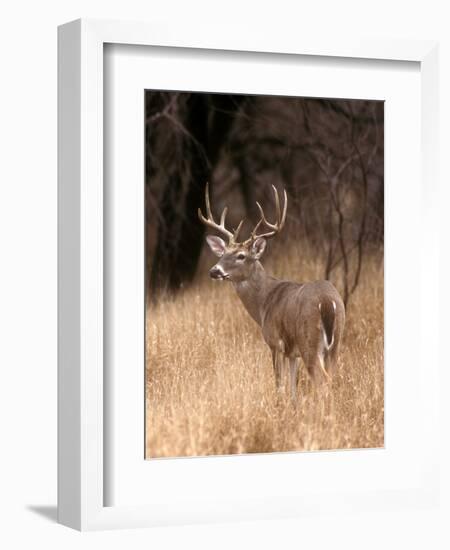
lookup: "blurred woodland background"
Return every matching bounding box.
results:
[145,92,383,306]
[145,92,384,458]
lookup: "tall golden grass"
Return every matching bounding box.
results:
[146,242,384,458]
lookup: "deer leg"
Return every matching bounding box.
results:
[303,350,330,385]
[289,357,300,404]
[303,351,316,383]
[280,353,291,393]
[271,349,282,390]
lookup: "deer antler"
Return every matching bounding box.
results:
[198,183,244,244]
[244,185,287,243]
[198,183,287,246]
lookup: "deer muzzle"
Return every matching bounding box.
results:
[209,265,229,280]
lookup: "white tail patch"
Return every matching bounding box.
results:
[318,352,331,381]
[323,329,334,351]
[319,300,335,351]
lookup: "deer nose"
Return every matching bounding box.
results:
[209,266,225,280]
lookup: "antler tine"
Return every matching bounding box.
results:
[273,184,281,226]
[248,186,288,241]
[220,206,228,227]
[204,182,213,220]
[255,201,270,227]
[281,188,288,227]
[198,183,234,242]
[274,186,287,230]
[249,217,263,241]
[234,218,244,241]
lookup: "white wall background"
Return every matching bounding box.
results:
[0,1,448,548]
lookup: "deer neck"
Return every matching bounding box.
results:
[232,261,274,326]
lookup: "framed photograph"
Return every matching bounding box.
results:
[58,19,440,530]
[143,90,384,460]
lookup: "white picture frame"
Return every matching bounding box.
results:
[58,18,440,531]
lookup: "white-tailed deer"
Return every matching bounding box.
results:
[199,184,345,402]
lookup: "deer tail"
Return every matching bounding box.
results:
[318,299,336,351]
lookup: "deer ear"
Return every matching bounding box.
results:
[251,237,267,259]
[206,235,226,257]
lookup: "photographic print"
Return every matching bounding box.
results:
[145,92,384,459]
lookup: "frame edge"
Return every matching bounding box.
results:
[57,19,82,531]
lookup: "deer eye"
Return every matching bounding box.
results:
[236,253,246,261]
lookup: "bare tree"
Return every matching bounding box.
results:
[145,92,384,304]
[146,93,243,294]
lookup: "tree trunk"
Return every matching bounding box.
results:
[149,94,242,295]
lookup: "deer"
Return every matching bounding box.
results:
[198,183,345,403]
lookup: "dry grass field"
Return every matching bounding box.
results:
[145,242,384,458]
